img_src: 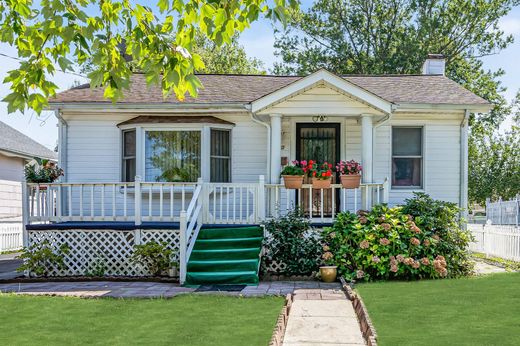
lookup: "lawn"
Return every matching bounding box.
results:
[0,294,284,345]
[357,273,520,346]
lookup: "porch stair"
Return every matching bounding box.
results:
[185,226,263,286]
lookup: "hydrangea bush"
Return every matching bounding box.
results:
[322,193,473,281]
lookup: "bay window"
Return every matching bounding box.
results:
[392,127,423,188]
[121,124,232,183]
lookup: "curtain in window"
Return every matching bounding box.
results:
[210,129,231,182]
[145,131,201,182]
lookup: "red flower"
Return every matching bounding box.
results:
[328,163,332,169]
[321,172,326,177]
[309,160,314,164]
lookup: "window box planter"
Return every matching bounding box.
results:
[340,174,361,189]
[282,175,304,189]
[312,178,332,189]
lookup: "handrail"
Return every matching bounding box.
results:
[185,184,203,218]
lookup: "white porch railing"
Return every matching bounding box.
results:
[179,182,203,284]
[23,176,390,226]
[24,180,198,225]
[265,179,389,223]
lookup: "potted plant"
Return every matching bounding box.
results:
[306,161,333,189]
[281,160,305,189]
[337,160,362,189]
[320,247,337,283]
[24,158,64,189]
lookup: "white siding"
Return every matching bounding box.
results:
[61,110,463,209]
[259,85,383,116]
[374,114,463,205]
[0,153,25,181]
[63,112,267,184]
[0,179,22,219]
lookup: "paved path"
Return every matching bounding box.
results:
[0,253,22,280]
[0,280,340,298]
[283,288,365,346]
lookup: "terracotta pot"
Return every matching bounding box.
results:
[340,174,361,189]
[282,175,304,189]
[312,177,332,189]
[320,266,337,283]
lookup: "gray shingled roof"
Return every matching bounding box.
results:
[0,121,57,160]
[50,73,489,106]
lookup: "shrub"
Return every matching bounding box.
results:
[322,194,473,281]
[17,241,69,277]
[262,208,322,276]
[131,241,173,276]
[401,192,473,277]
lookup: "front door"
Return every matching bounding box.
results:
[296,123,340,217]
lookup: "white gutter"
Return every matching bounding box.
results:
[248,105,272,183]
[47,102,249,112]
[460,110,470,223]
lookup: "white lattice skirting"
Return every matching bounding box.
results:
[28,229,180,277]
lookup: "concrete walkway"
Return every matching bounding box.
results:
[0,280,340,298]
[283,288,365,345]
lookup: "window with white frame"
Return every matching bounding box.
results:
[122,129,136,182]
[121,125,232,183]
[392,127,423,188]
[210,129,231,182]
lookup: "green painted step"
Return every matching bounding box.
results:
[190,247,261,261]
[194,237,263,250]
[198,226,263,239]
[188,259,259,272]
[185,226,264,286]
[186,271,259,285]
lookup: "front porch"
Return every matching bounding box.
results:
[21,178,388,283]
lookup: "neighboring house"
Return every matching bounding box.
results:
[0,121,56,221]
[23,55,491,283]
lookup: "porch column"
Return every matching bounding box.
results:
[270,114,282,184]
[361,115,373,209]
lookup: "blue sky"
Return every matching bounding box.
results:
[0,2,518,150]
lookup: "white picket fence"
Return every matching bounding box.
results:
[0,222,23,252]
[468,224,520,261]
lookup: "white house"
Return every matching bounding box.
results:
[23,56,491,283]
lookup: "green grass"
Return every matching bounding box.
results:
[357,273,520,346]
[0,294,283,345]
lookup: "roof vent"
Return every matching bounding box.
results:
[422,54,445,75]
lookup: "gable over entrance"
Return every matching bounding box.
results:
[251,69,393,116]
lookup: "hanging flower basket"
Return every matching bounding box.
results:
[312,177,332,189]
[340,174,361,189]
[337,160,362,189]
[282,175,304,189]
[281,160,306,189]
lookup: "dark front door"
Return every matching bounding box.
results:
[296,123,341,217]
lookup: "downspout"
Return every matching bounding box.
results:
[55,109,68,183]
[371,109,394,187]
[248,105,272,183]
[460,110,470,225]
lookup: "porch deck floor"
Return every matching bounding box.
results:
[0,281,340,298]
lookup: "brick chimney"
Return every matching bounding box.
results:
[422,54,445,75]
